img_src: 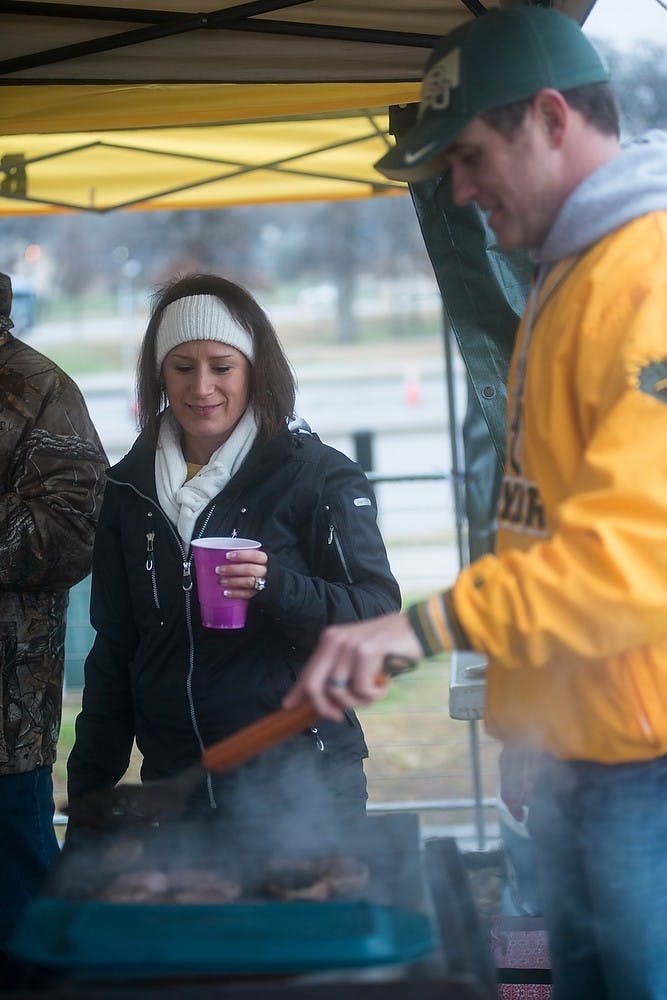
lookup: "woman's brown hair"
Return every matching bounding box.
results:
[136,273,296,447]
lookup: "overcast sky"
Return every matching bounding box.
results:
[584,0,667,46]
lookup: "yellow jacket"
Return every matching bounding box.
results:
[457,211,667,761]
[410,195,667,763]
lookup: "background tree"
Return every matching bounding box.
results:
[600,41,667,135]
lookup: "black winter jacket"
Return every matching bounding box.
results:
[68,425,400,803]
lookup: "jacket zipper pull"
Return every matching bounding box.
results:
[145,531,154,571]
[325,504,334,545]
[326,518,353,584]
[182,558,193,592]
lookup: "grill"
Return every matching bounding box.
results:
[5,814,497,999]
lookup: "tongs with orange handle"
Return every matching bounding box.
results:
[66,655,415,831]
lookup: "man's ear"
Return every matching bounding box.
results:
[533,88,568,148]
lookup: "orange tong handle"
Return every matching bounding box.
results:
[201,654,416,775]
[201,702,318,774]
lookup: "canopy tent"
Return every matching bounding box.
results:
[0,0,596,214]
[0,0,602,518]
[0,0,600,598]
[1,4,604,848]
[0,110,415,213]
[0,0,601,555]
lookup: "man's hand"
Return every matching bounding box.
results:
[499,745,542,822]
[282,611,423,720]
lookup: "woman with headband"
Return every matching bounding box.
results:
[67,273,400,839]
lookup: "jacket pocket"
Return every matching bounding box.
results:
[324,507,354,584]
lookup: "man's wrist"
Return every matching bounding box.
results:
[407,590,470,656]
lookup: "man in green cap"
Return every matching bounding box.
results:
[285,7,667,999]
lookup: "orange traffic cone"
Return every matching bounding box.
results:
[404,363,422,405]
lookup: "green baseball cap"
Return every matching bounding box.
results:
[375,6,610,183]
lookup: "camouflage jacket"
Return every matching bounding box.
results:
[0,329,107,775]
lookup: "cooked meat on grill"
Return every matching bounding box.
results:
[168,884,241,904]
[267,869,331,901]
[98,869,171,903]
[98,866,242,904]
[166,868,242,903]
[325,856,371,896]
[265,855,370,901]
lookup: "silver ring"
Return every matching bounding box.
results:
[328,678,348,689]
[254,576,266,592]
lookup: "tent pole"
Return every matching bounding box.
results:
[442,306,466,570]
[442,304,486,850]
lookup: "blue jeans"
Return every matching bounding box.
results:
[528,753,667,1000]
[0,766,59,946]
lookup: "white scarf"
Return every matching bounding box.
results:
[155,407,259,547]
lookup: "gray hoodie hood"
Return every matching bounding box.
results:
[535,130,667,266]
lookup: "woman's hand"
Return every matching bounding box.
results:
[215,547,268,599]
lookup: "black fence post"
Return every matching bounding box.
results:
[352,429,374,472]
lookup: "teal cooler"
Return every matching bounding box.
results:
[8,896,436,980]
[6,815,437,982]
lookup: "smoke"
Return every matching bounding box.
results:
[205,740,368,859]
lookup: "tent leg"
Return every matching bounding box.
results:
[442,305,487,851]
[442,308,467,571]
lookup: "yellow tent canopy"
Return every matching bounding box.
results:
[0,0,596,214]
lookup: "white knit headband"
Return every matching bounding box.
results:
[155,294,255,374]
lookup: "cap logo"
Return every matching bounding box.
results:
[418,48,461,119]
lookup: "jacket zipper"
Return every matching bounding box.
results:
[108,477,186,558]
[185,503,218,808]
[326,510,353,584]
[181,504,216,593]
[108,476,218,808]
[183,575,216,810]
[310,726,325,751]
[144,529,163,618]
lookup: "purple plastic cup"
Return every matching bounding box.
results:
[191,537,261,629]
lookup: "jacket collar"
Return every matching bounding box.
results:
[108,424,295,502]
